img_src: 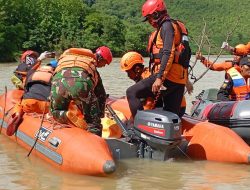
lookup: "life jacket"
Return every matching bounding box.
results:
[26,65,54,86]
[141,67,151,79]
[14,61,41,82]
[55,48,99,87]
[148,18,190,84]
[147,31,157,54]
[181,96,186,107]
[227,67,250,100]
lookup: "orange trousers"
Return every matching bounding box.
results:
[20,99,49,114]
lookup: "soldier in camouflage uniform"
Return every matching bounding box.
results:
[50,47,112,136]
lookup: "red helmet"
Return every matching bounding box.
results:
[20,50,39,63]
[96,46,113,65]
[142,0,167,17]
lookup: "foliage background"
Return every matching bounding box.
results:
[0,0,249,62]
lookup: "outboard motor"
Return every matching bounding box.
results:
[134,109,182,161]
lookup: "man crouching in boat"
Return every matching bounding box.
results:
[6,59,58,136]
[11,50,53,90]
[217,56,250,101]
[120,51,162,111]
[120,51,192,118]
[50,47,112,137]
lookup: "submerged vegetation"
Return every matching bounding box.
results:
[0,0,249,62]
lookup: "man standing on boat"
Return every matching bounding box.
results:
[217,56,250,101]
[126,0,190,119]
[50,47,112,136]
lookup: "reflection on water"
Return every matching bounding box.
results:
[1,57,250,190]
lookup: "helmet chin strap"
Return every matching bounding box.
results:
[149,14,167,28]
[157,14,169,27]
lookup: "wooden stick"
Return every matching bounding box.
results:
[191,20,240,85]
[189,19,207,74]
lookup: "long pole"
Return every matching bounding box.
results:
[106,104,129,137]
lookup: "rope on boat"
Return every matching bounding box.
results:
[27,102,47,157]
[26,112,72,130]
[177,145,192,160]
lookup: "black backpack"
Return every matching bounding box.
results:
[171,19,192,68]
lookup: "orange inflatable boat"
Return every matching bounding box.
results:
[107,97,250,164]
[1,89,250,177]
[0,90,115,176]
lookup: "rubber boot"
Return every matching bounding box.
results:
[66,111,88,130]
[6,112,24,136]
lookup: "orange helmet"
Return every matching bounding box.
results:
[120,52,144,71]
[234,44,248,56]
[235,44,245,49]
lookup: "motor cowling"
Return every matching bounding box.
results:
[134,109,182,152]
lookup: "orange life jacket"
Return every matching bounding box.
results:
[227,67,250,100]
[181,96,186,107]
[148,19,188,84]
[27,65,54,85]
[141,67,151,79]
[14,61,41,84]
[147,31,157,53]
[55,48,99,87]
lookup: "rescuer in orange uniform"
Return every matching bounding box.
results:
[11,50,53,89]
[126,0,191,118]
[6,60,58,136]
[217,56,250,101]
[122,50,192,118]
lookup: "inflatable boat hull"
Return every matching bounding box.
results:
[0,90,115,176]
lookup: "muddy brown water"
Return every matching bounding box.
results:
[1,56,250,190]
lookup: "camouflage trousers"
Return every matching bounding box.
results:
[50,68,101,127]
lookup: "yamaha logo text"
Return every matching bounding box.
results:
[147,122,164,129]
